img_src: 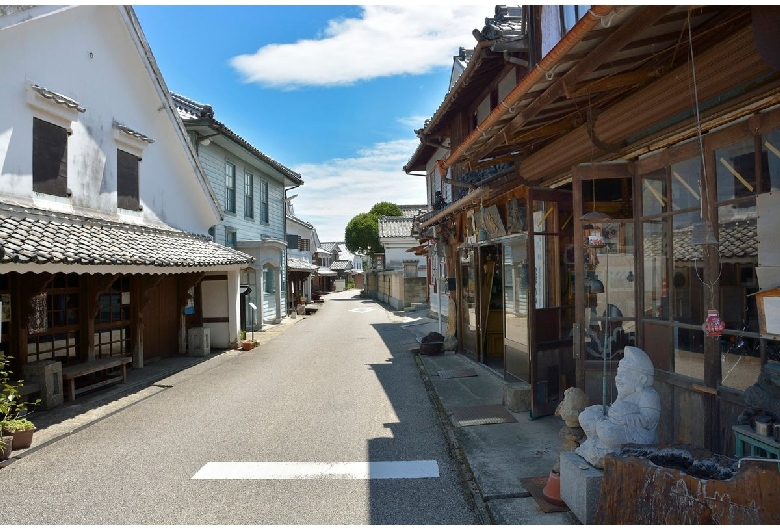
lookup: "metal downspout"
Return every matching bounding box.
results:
[438,5,615,173]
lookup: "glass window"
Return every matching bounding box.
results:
[260,180,269,223]
[716,139,757,202]
[225,229,237,249]
[244,172,254,219]
[671,157,702,212]
[642,169,667,217]
[761,129,780,192]
[225,161,236,213]
[263,267,274,294]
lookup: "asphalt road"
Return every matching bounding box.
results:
[0,290,480,524]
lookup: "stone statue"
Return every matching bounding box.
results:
[555,387,588,454]
[576,346,661,468]
[737,361,780,426]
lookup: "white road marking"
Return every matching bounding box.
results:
[191,460,439,480]
[348,307,376,313]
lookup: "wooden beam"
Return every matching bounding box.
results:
[564,68,665,98]
[473,5,675,162]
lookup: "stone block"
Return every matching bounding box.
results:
[559,450,603,525]
[187,327,211,357]
[22,360,63,410]
[502,381,532,412]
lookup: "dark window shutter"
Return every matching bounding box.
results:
[32,118,68,197]
[117,149,140,210]
[286,235,299,248]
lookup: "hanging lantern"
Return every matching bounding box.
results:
[703,309,725,337]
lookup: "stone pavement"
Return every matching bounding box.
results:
[8,293,580,524]
[388,306,580,525]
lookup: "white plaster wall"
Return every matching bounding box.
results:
[0,6,218,234]
[476,97,492,126]
[384,239,426,270]
[201,275,230,348]
[498,70,518,102]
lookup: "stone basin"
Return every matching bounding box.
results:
[596,443,780,524]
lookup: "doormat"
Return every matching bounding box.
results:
[450,404,518,427]
[520,476,570,513]
[437,368,478,379]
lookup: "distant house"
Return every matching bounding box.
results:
[378,204,429,275]
[172,93,303,329]
[321,242,364,291]
[0,5,253,397]
[285,196,319,306]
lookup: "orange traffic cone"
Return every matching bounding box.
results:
[541,470,567,506]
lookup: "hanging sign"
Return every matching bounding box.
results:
[475,205,507,240]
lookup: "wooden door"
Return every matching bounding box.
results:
[142,275,178,359]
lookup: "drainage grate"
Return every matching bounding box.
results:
[438,368,478,379]
[450,404,518,427]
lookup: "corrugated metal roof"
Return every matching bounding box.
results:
[0,202,253,268]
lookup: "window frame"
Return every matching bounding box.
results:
[225,161,237,214]
[117,149,141,211]
[244,171,254,219]
[225,228,237,249]
[32,117,69,198]
[260,180,269,223]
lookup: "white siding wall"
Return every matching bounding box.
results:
[196,141,286,246]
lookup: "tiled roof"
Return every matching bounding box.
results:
[0,202,253,268]
[379,217,414,238]
[398,204,429,217]
[287,257,318,272]
[321,242,339,253]
[329,260,353,271]
[641,219,756,261]
[171,93,303,186]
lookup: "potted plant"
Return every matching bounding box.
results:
[0,355,39,451]
[0,435,11,461]
[239,330,253,351]
[0,418,34,450]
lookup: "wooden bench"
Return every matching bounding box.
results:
[61,356,132,402]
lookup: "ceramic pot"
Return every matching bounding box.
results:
[7,428,34,450]
[0,435,12,460]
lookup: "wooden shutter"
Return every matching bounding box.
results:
[32,118,68,197]
[117,149,140,210]
[286,235,299,248]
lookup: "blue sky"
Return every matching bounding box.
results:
[133,4,491,242]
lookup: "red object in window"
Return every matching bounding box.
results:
[703,309,725,337]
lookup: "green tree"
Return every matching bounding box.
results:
[345,212,381,254]
[369,202,403,217]
[344,202,403,254]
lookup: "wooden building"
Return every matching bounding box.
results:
[0,6,253,399]
[406,5,780,453]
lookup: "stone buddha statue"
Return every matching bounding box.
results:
[576,346,662,468]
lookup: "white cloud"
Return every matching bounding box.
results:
[289,138,427,242]
[397,115,429,130]
[230,5,488,89]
